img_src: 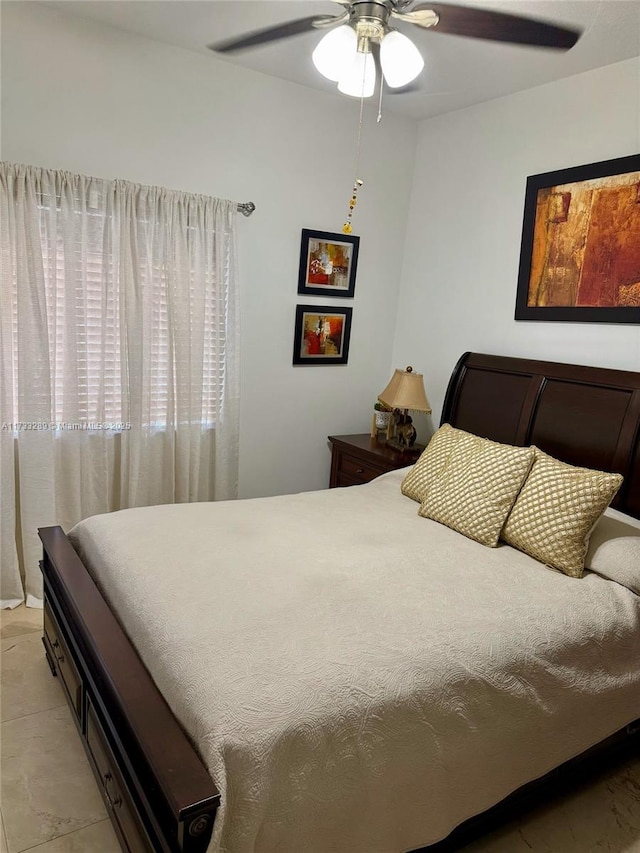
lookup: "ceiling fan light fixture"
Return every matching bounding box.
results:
[312,25,357,82]
[337,49,376,98]
[380,30,425,88]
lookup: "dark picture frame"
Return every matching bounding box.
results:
[292,304,353,366]
[515,153,640,323]
[297,229,359,298]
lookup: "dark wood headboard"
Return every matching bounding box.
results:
[441,352,640,520]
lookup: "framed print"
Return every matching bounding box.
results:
[515,153,640,323]
[297,229,359,298]
[292,304,353,366]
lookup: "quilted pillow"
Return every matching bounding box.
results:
[401,423,462,503]
[418,431,534,547]
[502,449,623,578]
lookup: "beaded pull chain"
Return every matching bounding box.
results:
[342,179,363,234]
[342,87,366,234]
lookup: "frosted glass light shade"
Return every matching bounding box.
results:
[380,30,424,88]
[312,26,357,82]
[337,51,376,98]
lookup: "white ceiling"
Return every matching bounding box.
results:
[45,0,640,120]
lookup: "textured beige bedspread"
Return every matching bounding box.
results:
[69,470,640,853]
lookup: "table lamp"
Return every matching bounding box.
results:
[377,366,431,451]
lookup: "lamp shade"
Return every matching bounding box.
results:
[338,50,376,98]
[312,26,357,82]
[378,366,431,413]
[380,30,425,88]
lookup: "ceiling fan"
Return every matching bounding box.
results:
[208,1,582,97]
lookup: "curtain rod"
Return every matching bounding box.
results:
[2,163,257,216]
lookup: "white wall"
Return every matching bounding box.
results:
[394,58,640,429]
[1,1,418,497]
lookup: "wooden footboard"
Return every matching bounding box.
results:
[39,526,219,853]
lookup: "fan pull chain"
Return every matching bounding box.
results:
[377,76,384,123]
[342,178,363,234]
[342,93,366,234]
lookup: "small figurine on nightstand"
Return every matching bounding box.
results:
[393,412,417,447]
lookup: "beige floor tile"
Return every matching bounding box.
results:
[8,820,120,853]
[1,633,65,722]
[0,812,8,853]
[462,752,640,853]
[0,605,42,640]
[1,706,106,853]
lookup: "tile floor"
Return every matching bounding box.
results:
[1,604,639,853]
[1,606,119,853]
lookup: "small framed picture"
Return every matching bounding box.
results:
[297,229,359,298]
[292,304,353,366]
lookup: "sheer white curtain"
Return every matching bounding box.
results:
[0,163,240,608]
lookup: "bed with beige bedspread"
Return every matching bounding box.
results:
[68,469,640,853]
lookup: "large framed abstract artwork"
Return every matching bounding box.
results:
[515,154,640,323]
[297,229,359,298]
[292,304,353,366]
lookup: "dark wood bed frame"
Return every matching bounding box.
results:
[39,352,640,853]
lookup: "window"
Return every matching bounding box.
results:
[7,181,231,429]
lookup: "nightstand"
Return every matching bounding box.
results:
[328,434,423,488]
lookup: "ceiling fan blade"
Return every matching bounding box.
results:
[398,3,581,50]
[209,15,339,54]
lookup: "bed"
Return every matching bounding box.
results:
[39,351,640,853]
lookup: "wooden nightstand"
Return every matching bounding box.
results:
[328,434,423,488]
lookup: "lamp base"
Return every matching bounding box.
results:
[388,409,418,449]
[384,438,424,455]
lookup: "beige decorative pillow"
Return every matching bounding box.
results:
[418,432,534,547]
[401,423,462,503]
[502,449,623,578]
